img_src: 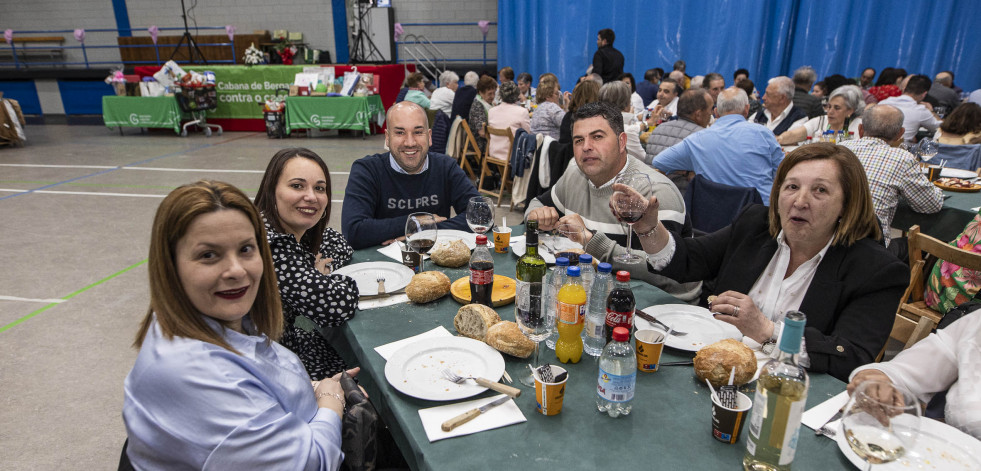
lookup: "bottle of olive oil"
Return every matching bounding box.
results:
[743,311,808,471]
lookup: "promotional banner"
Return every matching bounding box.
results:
[186,65,304,119]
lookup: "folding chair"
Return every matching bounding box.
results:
[458,120,481,181]
[480,126,514,207]
[877,225,981,361]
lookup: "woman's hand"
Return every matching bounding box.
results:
[314,367,366,418]
[710,291,774,343]
[314,253,334,275]
[847,369,895,397]
[846,370,907,425]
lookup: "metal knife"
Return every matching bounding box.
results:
[441,396,510,432]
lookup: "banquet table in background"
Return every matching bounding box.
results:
[336,228,852,471]
[101,96,186,134]
[284,95,384,135]
[893,190,980,242]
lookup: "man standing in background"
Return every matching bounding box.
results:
[592,28,624,83]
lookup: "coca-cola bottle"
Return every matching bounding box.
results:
[469,234,494,306]
[605,271,636,344]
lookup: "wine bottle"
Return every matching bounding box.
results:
[515,220,548,337]
[743,311,809,471]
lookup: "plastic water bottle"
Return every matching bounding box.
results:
[583,262,613,356]
[578,254,595,295]
[544,257,569,350]
[596,326,636,417]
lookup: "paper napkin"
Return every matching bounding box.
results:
[801,390,849,431]
[358,293,409,311]
[374,326,453,361]
[418,394,526,442]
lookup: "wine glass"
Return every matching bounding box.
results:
[466,196,494,246]
[555,223,586,261]
[405,213,437,272]
[841,381,921,470]
[612,172,651,264]
[917,139,939,162]
[514,287,550,387]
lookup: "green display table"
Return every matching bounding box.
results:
[337,230,852,471]
[284,95,384,134]
[102,96,185,134]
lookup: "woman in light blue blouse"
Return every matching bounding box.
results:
[123,180,351,470]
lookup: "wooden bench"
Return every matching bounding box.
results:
[0,36,66,63]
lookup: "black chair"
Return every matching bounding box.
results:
[683,174,763,235]
[118,439,135,471]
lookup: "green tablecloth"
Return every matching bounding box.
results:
[338,232,851,471]
[893,190,980,241]
[101,96,184,134]
[284,95,384,134]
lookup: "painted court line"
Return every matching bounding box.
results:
[0,164,117,169]
[0,259,147,334]
[1,164,350,174]
[0,188,346,203]
[0,295,66,304]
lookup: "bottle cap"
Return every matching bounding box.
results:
[555,257,570,267]
[566,266,581,277]
[612,326,629,342]
[475,234,487,244]
[597,262,613,273]
[579,254,592,264]
[779,310,806,354]
[615,270,630,282]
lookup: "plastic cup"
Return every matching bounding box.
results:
[635,328,666,372]
[711,391,752,444]
[534,365,568,416]
[927,165,942,181]
[493,227,512,254]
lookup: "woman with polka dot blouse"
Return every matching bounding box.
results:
[255,148,359,380]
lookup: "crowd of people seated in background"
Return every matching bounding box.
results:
[121,29,981,466]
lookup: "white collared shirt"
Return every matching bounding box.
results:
[758,104,804,132]
[588,157,632,190]
[389,152,429,174]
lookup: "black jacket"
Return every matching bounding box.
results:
[654,205,907,381]
[592,45,624,83]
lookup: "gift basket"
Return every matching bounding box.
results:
[261,88,289,139]
[156,61,223,137]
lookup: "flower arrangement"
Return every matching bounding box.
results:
[243,43,264,65]
[273,39,298,65]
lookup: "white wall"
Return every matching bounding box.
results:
[1,0,119,65]
[388,0,497,67]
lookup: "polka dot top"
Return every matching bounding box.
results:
[262,213,359,380]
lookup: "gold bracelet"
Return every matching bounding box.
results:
[316,391,345,405]
[636,224,659,238]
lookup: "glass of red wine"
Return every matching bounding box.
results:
[405,212,438,271]
[466,196,494,245]
[612,172,651,264]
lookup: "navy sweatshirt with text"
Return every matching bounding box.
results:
[341,152,479,249]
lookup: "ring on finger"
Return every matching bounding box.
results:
[733,306,740,317]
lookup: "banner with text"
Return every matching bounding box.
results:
[186,65,305,119]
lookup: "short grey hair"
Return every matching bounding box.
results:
[829,85,865,117]
[499,81,521,104]
[862,104,904,140]
[717,87,749,115]
[792,66,817,88]
[598,81,631,111]
[463,71,479,87]
[439,70,459,88]
[768,76,795,101]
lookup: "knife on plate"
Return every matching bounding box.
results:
[441,396,510,432]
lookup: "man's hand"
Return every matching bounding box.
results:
[527,206,560,231]
[382,236,406,246]
[434,215,448,223]
[556,214,592,245]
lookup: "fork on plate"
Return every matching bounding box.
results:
[441,369,521,398]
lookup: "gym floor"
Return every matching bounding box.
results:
[0,124,523,469]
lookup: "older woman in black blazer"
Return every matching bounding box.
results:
[616,143,907,381]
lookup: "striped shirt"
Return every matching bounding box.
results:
[841,137,944,245]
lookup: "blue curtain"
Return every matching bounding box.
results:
[499,0,981,94]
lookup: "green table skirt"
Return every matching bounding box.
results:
[102,96,184,134]
[893,190,980,241]
[284,95,384,134]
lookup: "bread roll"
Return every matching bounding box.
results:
[485,321,535,358]
[430,239,471,268]
[694,338,757,387]
[405,271,451,304]
[454,304,501,340]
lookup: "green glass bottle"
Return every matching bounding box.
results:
[743,311,809,471]
[514,220,548,387]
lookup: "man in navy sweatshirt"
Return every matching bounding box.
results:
[342,102,480,249]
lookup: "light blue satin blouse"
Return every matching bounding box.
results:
[123,315,343,470]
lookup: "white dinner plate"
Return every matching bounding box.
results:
[333,262,415,296]
[921,167,978,180]
[635,304,743,351]
[835,416,981,470]
[509,235,583,264]
[384,337,506,401]
[433,229,477,250]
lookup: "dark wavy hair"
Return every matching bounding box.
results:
[254,147,332,254]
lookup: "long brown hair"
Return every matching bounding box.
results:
[254,148,332,254]
[135,181,283,352]
[768,143,882,246]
